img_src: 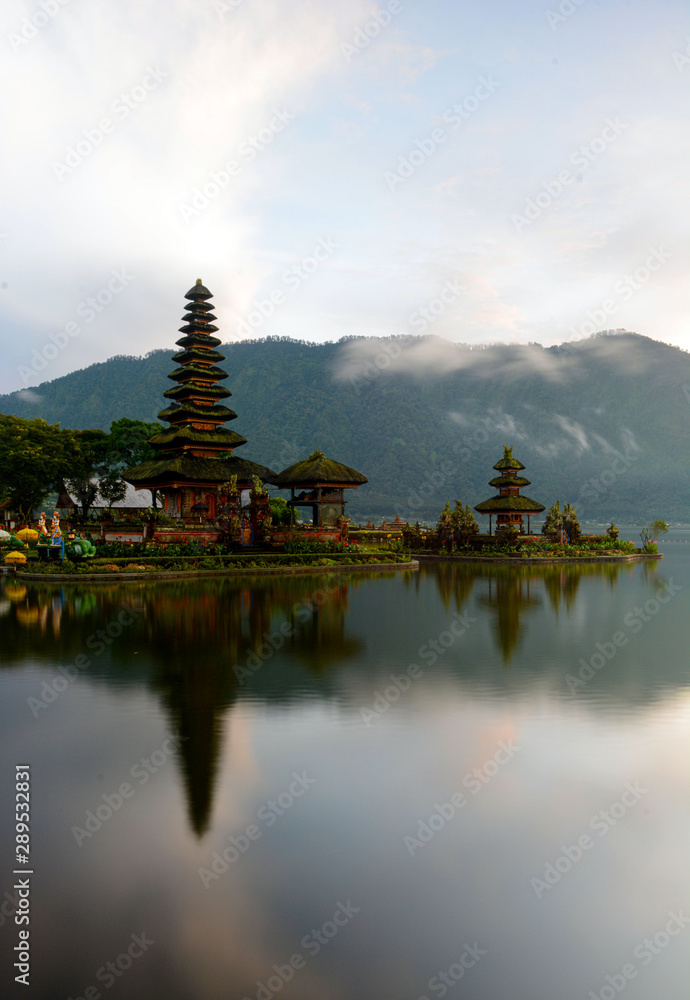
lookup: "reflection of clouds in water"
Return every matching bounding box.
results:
[1,562,688,998]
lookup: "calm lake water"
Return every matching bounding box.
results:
[1,542,688,1000]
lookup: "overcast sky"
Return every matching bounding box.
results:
[1,0,688,393]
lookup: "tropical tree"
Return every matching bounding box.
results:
[451,500,479,542]
[437,501,452,531]
[269,496,293,525]
[0,415,78,522]
[563,502,581,543]
[640,519,668,549]
[542,500,563,537]
[63,429,109,520]
[103,418,163,469]
[98,472,128,511]
[436,501,453,550]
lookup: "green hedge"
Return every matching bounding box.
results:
[19,552,414,574]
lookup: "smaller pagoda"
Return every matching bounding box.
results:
[273,450,367,527]
[474,446,544,534]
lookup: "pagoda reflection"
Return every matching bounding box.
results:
[428,560,632,665]
[283,580,362,674]
[0,575,363,837]
[478,568,542,663]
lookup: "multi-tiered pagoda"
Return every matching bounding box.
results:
[122,280,275,519]
[474,446,545,534]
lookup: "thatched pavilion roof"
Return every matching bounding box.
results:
[274,450,367,488]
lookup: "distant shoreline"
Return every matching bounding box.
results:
[417,553,663,565]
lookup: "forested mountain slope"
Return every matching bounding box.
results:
[2,333,688,522]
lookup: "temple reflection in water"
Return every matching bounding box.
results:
[427,559,644,663]
[0,573,361,836]
[0,558,666,837]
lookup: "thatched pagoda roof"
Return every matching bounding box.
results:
[167,363,229,383]
[185,279,213,301]
[474,495,545,513]
[488,474,532,488]
[163,383,231,401]
[148,427,247,449]
[493,445,525,471]
[122,454,276,488]
[157,402,239,423]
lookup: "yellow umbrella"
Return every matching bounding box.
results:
[4,583,27,601]
[17,527,38,543]
[16,607,40,626]
[4,551,27,564]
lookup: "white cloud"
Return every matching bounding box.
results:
[554,415,590,454]
[0,0,687,393]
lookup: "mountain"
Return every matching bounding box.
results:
[1,333,688,523]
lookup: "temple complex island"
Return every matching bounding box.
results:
[273,450,367,527]
[474,446,545,534]
[122,280,275,518]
